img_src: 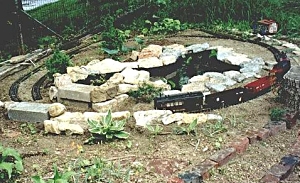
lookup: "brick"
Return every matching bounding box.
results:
[260,174,280,183]
[228,136,249,153]
[8,102,51,123]
[168,177,184,183]
[178,171,203,183]
[257,128,270,141]
[245,129,259,144]
[209,147,236,167]
[268,164,292,180]
[192,159,217,180]
[263,121,286,136]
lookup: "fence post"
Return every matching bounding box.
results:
[14,0,25,54]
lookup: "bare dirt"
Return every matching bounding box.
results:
[0,29,299,183]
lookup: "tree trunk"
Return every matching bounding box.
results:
[279,66,300,112]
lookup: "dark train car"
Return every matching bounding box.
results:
[244,76,275,97]
[154,91,204,112]
[204,87,246,110]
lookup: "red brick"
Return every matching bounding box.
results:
[257,128,270,141]
[289,142,300,157]
[192,159,217,180]
[245,130,259,144]
[167,177,184,183]
[209,147,236,167]
[228,136,249,153]
[264,121,286,136]
[260,174,280,183]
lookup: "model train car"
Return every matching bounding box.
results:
[154,51,291,112]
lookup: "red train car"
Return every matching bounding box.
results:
[244,76,275,95]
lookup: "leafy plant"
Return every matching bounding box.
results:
[146,124,163,136]
[128,83,163,103]
[142,18,187,35]
[270,108,285,121]
[38,36,59,49]
[100,27,131,53]
[173,119,198,135]
[45,50,73,78]
[31,164,75,183]
[209,49,218,58]
[87,110,130,142]
[0,144,23,181]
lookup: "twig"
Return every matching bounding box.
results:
[194,139,200,151]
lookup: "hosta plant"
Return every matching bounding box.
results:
[0,144,23,182]
[87,110,130,142]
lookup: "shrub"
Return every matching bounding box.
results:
[0,144,23,182]
[270,108,285,121]
[45,50,73,78]
[87,110,130,143]
[142,18,188,35]
[128,83,163,103]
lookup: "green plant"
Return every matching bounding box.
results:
[128,83,163,103]
[87,110,130,142]
[270,108,285,121]
[38,36,59,49]
[45,50,73,78]
[173,119,198,135]
[202,120,227,137]
[142,18,187,35]
[209,49,218,58]
[20,123,37,135]
[0,144,23,181]
[31,164,75,183]
[146,124,163,136]
[100,27,131,53]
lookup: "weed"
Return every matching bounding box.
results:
[270,108,285,121]
[209,49,218,58]
[45,50,73,78]
[38,36,59,49]
[128,83,163,103]
[173,119,198,135]
[86,110,130,143]
[20,123,37,135]
[31,164,75,183]
[0,144,23,182]
[202,120,227,137]
[146,124,164,136]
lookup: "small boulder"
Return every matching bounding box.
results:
[48,103,66,117]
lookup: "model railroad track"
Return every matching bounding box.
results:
[154,30,291,113]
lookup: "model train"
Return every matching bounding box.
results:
[154,50,291,112]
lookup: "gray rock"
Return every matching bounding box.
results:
[8,102,51,122]
[58,83,96,102]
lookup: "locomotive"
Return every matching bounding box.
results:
[154,50,291,113]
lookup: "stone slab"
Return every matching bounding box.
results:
[8,102,51,122]
[58,98,91,109]
[58,83,96,102]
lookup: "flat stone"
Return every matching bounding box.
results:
[58,83,96,102]
[8,102,51,122]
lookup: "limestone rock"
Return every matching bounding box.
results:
[92,99,117,113]
[138,57,163,68]
[85,58,126,74]
[54,74,73,87]
[58,122,84,135]
[48,103,66,117]
[84,111,130,122]
[44,120,60,134]
[51,112,87,130]
[118,84,139,94]
[160,55,177,65]
[162,113,183,125]
[133,110,172,127]
[49,86,58,101]
[186,43,210,53]
[207,114,223,122]
[139,44,163,59]
[90,83,118,103]
[130,50,140,61]
[107,73,124,85]
[67,66,89,82]
[121,68,150,85]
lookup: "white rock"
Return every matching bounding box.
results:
[49,86,58,101]
[86,58,126,74]
[205,83,226,92]
[162,113,183,125]
[48,103,66,117]
[189,75,210,83]
[133,110,172,127]
[179,113,207,125]
[139,44,163,59]
[162,90,181,95]
[58,122,84,135]
[107,73,124,85]
[51,112,87,130]
[138,57,163,68]
[44,120,60,134]
[118,84,139,94]
[67,66,89,82]
[160,55,177,65]
[54,74,73,87]
[84,111,130,122]
[92,99,117,113]
[186,43,210,53]
[130,50,140,61]
[0,101,4,108]
[207,114,223,122]
[121,68,150,85]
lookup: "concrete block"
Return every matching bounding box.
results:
[58,83,96,102]
[8,102,51,122]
